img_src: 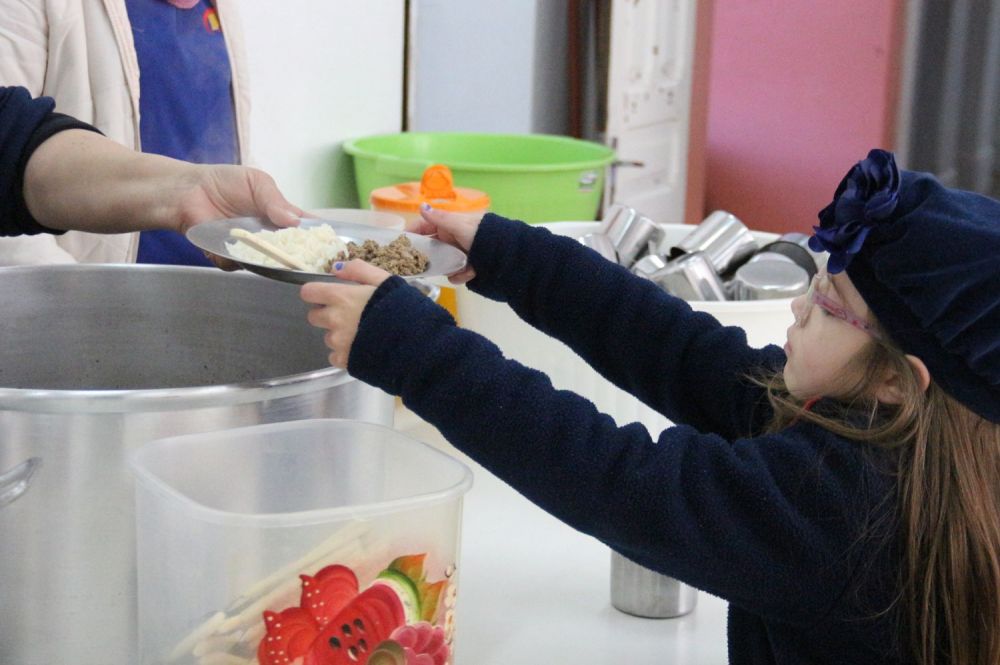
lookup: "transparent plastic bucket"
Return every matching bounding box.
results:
[132,419,473,665]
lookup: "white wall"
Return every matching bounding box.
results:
[239,1,405,208]
[408,0,568,134]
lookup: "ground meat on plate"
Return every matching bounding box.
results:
[346,234,429,276]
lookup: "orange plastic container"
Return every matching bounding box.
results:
[369,163,491,223]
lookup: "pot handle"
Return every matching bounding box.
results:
[0,457,41,509]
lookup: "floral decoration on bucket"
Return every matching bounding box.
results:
[809,149,900,274]
[258,553,454,665]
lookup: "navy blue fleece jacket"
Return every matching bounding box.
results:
[349,214,903,664]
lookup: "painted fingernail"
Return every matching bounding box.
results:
[420,202,432,212]
[334,262,344,271]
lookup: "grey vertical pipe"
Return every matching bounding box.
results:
[893,0,925,168]
[907,1,948,174]
[957,0,1000,193]
[934,0,972,186]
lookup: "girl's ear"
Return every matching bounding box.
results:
[875,354,931,404]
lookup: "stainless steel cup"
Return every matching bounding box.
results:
[669,210,759,275]
[648,252,727,301]
[612,214,663,267]
[599,203,638,246]
[775,232,828,272]
[630,254,668,281]
[730,259,810,300]
[599,204,663,267]
[755,240,818,280]
[579,232,619,263]
[747,251,795,265]
[610,551,698,618]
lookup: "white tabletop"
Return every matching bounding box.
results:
[395,406,730,664]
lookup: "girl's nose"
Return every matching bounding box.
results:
[790,293,807,325]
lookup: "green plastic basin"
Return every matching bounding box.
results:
[343,132,615,223]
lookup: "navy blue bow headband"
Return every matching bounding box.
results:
[810,149,1000,423]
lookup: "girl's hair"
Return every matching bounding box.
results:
[760,334,1000,665]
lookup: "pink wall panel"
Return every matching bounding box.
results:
[705,1,903,234]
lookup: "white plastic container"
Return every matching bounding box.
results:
[455,221,796,434]
[132,419,473,665]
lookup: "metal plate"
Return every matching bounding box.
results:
[186,216,467,285]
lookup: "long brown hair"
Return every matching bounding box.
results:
[759,337,1000,664]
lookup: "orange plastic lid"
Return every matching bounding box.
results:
[370,164,491,213]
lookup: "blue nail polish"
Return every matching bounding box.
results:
[420,202,432,212]
[334,262,344,271]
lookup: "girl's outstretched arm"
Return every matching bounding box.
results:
[456,212,785,438]
[323,274,890,630]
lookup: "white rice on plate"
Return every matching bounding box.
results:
[226,226,348,273]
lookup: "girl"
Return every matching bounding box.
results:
[301,150,1000,665]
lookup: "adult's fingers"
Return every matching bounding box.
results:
[251,169,303,227]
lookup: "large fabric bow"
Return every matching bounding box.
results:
[809,149,900,273]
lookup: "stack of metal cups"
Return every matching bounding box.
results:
[586,205,823,619]
[586,204,821,304]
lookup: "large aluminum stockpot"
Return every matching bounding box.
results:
[0,265,394,665]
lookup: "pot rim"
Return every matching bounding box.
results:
[0,366,353,413]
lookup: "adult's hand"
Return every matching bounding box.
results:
[174,164,302,236]
[174,164,303,269]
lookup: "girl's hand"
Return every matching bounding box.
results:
[404,204,483,284]
[300,260,392,368]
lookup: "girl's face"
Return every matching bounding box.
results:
[784,270,879,400]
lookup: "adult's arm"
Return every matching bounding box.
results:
[0,7,90,260]
[23,128,302,235]
[0,91,302,238]
[0,86,100,235]
[23,128,228,234]
[0,6,97,261]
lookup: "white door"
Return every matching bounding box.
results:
[604,0,698,224]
